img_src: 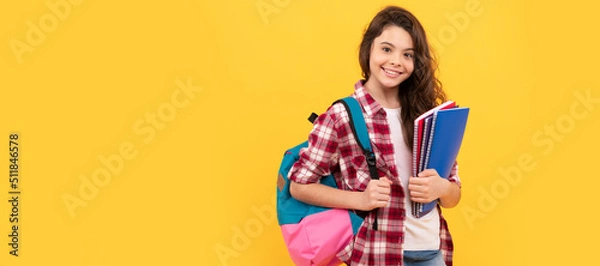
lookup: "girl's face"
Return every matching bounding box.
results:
[367,25,415,91]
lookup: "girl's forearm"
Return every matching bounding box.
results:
[439,181,461,208]
[289,181,366,211]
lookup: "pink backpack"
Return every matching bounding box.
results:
[276,97,379,265]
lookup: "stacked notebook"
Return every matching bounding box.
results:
[411,101,469,218]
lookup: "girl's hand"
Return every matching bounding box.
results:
[408,169,451,203]
[360,177,393,211]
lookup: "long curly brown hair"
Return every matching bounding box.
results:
[359,6,447,150]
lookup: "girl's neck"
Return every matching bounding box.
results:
[363,79,401,109]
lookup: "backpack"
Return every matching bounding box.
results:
[276,97,379,266]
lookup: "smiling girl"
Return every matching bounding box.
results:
[288,6,461,266]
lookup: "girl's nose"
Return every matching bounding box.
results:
[390,55,401,66]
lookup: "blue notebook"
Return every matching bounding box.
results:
[412,107,469,218]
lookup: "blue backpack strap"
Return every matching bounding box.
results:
[334,97,381,230]
[334,97,380,180]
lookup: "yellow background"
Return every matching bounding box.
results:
[1,0,599,265]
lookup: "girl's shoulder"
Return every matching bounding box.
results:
[321,99,355,127]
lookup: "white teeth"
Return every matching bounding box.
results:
[384,69,399,75]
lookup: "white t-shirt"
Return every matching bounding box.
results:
[383,107,440,250]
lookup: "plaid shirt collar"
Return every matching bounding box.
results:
[352,80,386,118]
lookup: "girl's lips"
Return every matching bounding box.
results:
[382,67,402,77]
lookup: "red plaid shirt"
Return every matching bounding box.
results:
[289,80,460,265]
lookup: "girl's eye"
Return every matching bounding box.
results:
[405,53,414,58]
[382,47,391,53]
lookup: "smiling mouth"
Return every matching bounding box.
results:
[383,67,402,76]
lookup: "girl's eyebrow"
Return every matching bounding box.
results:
[380,41,395,48]
[380,41,414,51]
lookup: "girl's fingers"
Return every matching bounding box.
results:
[379,176,393,184]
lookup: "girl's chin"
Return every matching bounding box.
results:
[375,74,403,87]
[379,79,402,89]
[367,75,404,90]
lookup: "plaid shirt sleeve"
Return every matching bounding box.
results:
[448,161,461,187]
[288,109,339,184]
[440,161,460,266]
